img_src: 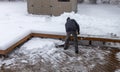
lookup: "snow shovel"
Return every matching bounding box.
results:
[55,44,64,48]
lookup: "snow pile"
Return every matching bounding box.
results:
[18,37,64,64]
[0,38,64,65]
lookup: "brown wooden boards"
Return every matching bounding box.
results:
[32,33,120,43]
[0,34,31,55]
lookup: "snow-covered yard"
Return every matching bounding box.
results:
[0,1,120,72]
[0,2,120,50]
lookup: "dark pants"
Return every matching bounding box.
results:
[64,31,78,53]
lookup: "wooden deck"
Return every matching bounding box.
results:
[0,38,120,72]
[90,48,120,72]
[0,34,31,55]
[0,32,120,55]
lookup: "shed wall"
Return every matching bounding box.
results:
[27,0,77,16]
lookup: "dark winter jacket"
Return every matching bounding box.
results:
[65,19,80,33]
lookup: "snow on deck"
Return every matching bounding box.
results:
[116,52,120,61]
[0,25,30,50]
[0,37,120,72]
[0,2,120,50]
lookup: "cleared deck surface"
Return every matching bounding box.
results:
[90,47,120,72]
[0,46,120,72]
[55,46,120,72]
[0,40,120,72]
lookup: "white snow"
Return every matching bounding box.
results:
[115,52,120,72]
[0,2,120,50]
[116,52,120,61]
[0,2,119,72]
[0,27,30,50]
[0,58,15,66]
[115,69,120,72]
[0,37,64,65]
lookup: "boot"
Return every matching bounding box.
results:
[75,50,79,54]
[64,44,69,50]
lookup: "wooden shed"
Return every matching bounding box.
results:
[27,0,78,16]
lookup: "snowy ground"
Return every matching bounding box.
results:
[0,1,120,72]
[0,2,120,36]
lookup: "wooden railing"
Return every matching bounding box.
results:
[0,33,120,55]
